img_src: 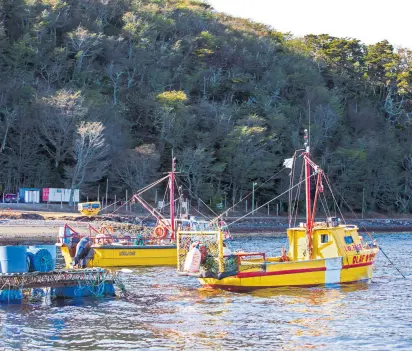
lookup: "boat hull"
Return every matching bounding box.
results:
[60,245,177,267]
[198,253,378,292]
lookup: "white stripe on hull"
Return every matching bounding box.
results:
[325,257,342,284]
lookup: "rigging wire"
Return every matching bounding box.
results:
[291,160,305,227]
[323,173,406,279]
[318,192,331,219]
[211,166,288,225]
[102,175,169,216]
[225,173,316,228]
[288,152,297,225]
[136,175,169,196]
[322,173,347,225]
[178,179,217,220]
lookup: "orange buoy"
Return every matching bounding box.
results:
[153,226,167,239]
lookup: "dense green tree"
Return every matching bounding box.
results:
[0,0,411,214]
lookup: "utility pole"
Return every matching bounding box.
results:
[125,190,128,211]
[97,184,100,203]
[362,188,365,219]
[252,182,257,216]
[105,178,109,213]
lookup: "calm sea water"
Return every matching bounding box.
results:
[0,233,411,351]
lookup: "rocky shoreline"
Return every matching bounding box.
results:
[226,218,412,233]
[0,212,411,243]
[1,210,412,232]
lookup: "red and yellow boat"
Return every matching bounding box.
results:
[177,130,379,291]
[57,158,230,268]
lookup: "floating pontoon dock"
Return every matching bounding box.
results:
[0,268,125,303]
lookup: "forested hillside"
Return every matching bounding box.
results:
[0,0,411,213]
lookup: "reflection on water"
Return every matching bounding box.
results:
[0,233,411,350]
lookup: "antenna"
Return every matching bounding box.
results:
[307,99,311,152]
[304,129,309,153]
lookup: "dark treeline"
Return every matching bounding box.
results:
[0,0,411,213]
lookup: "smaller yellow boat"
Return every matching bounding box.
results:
[78,202,101,217]
[57,223,177,268]
[57,158,230,268]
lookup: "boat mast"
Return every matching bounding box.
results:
[169,157,176,238]
[304,129,313,259]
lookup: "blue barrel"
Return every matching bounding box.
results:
[29,245,57,270]
[27,248,53,272]
[0,246,28,273]
[0,289,23,304]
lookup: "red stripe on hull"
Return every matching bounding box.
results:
[202,279,372,293]
[235,266,326,279]
[342,261,374,269]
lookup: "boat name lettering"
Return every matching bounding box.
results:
[119,251,136,256]
[345,244,363,252]
[352,253,376,264]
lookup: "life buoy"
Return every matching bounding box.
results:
[153,226,167,239]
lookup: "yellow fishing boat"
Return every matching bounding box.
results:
[57,159,231,268]
[57,223,176,267]
[177,130,379,291]
[57,217,224,268]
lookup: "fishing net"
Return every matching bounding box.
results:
[177,231,266,278]
[0,268,127,303]
[27,248,53,272]
[97,223,157,244]
[177,231,221,274]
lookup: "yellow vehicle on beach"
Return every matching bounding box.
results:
[78,202,101,217]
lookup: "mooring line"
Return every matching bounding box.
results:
[328,178,408,279]
[375,240,406,279]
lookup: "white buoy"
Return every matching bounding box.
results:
[184,244,201,273]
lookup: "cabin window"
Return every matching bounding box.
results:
[344,236,354,245]
[321,234,328,243]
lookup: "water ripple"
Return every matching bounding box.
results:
[0,233,411,350]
